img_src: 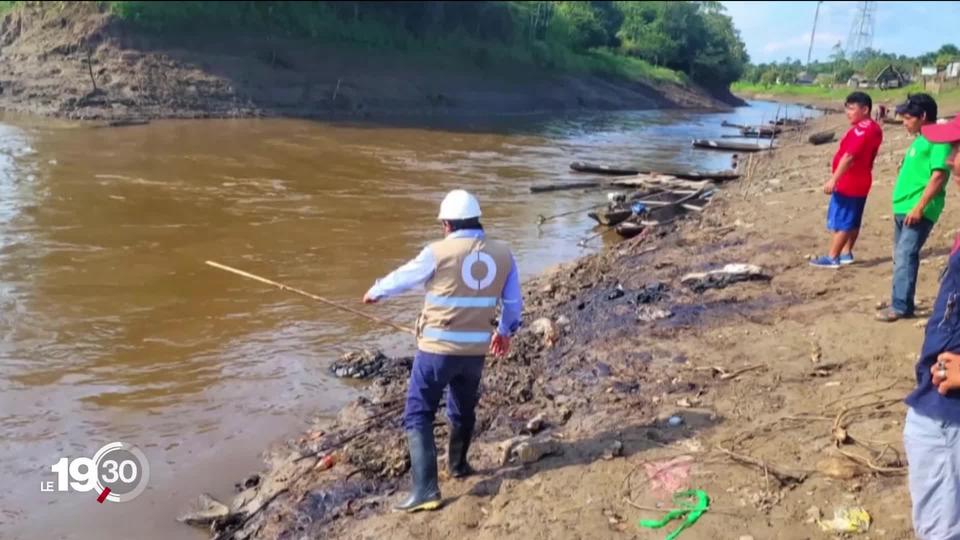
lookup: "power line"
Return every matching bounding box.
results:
[806,1,824,66]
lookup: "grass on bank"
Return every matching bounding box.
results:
[732,81,960,112]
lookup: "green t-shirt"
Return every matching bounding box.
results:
[892,134,952,223]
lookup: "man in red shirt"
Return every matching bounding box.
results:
[810,92,884,268]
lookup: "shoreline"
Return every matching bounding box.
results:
[185,110,946,539]
[734,86,960,116]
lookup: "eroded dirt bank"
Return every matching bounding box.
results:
[0,5,733,122]
[184,112,960,540]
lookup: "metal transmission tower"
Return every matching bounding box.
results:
[806,1,824,66]
[846,1,877,58]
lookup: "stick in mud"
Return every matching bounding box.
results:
[714,445,808,486]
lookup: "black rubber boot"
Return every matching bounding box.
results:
[394,428,442,512]
[448,425,475,479]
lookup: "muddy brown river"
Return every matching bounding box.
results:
[0,101,814,538]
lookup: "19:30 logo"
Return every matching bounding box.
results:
[42,442,150,503]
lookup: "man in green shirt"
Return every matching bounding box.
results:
[878,94,952,322]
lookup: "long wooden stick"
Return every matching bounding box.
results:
[205,260,416,335]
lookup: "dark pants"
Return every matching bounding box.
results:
[892,214,935,315]
[403,350,485,433]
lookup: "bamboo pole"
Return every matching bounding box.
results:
[205,260,416,335]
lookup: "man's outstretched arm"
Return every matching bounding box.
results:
[363,247,435,303]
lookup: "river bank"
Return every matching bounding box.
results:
[188,110,960,539]
[0,4,736,122]
[733,82,960,114]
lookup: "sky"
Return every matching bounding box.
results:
[721,1,960,65]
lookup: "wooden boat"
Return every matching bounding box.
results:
[587,207,633,226]
[808,130,836,145]
[740,125,782,137]
[614,221,645,238]
[721,120,749,129]
[740,129,779,138]
[570,162,740,182]
[692,139,771,152]
[771,118,806,126]
[569,161,638,176]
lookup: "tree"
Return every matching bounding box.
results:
[589,1,624,47]
[936,52,958,70]
[835,67,855,83]
[863,57,888,79]
[937,44,960,57]
[548,2,609,50]
[829,42,845,66]
[615,1,746,85]
[760,69,777,87]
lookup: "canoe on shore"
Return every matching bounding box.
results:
[772,117,806,126]
[740,125,782,137]
[569,161,639,176]
[808,130,836,145]
[692,139,771,152]
[614,221,645,239]
[570,161,741,182]
[587,208,633,226]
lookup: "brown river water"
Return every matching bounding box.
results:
[0,101,814,539]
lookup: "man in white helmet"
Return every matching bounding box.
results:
[362,189,522,512]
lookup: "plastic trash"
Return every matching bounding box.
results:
[631,202,648,215]
[644,456,693,496]
[637,489,710,540]
[817,507,871,534]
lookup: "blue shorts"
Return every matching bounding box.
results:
[827,193,867,232]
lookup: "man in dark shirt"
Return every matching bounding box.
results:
[903,114,960,539]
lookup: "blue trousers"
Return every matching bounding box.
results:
[403,350,485,433]
[892,214,935,315]
[905,248,960,538]
[904,408,960,539]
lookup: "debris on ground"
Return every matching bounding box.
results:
[524,413,547,434]
[817,507,872,534]
[529,317,560,347]
[178,494,230,528]
[680,264,771,292]
[644,457,694,496]
[816,456,866,480]
[608,284,626,300]
[636,281,670,304]
[499,436,562,465]
[329,350,411,380]
[330,349,387,379]
[603,440,624,460]
[637,489,710,540]
[638,305,674,322]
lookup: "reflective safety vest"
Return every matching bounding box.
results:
[416,235,513,356]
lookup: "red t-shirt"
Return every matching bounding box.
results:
[832,118,883,197]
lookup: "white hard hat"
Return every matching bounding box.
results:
[437,189,482,220]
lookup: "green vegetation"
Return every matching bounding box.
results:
[731,81,960,112]
[740,44,959,88]
[3,1,747,88]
